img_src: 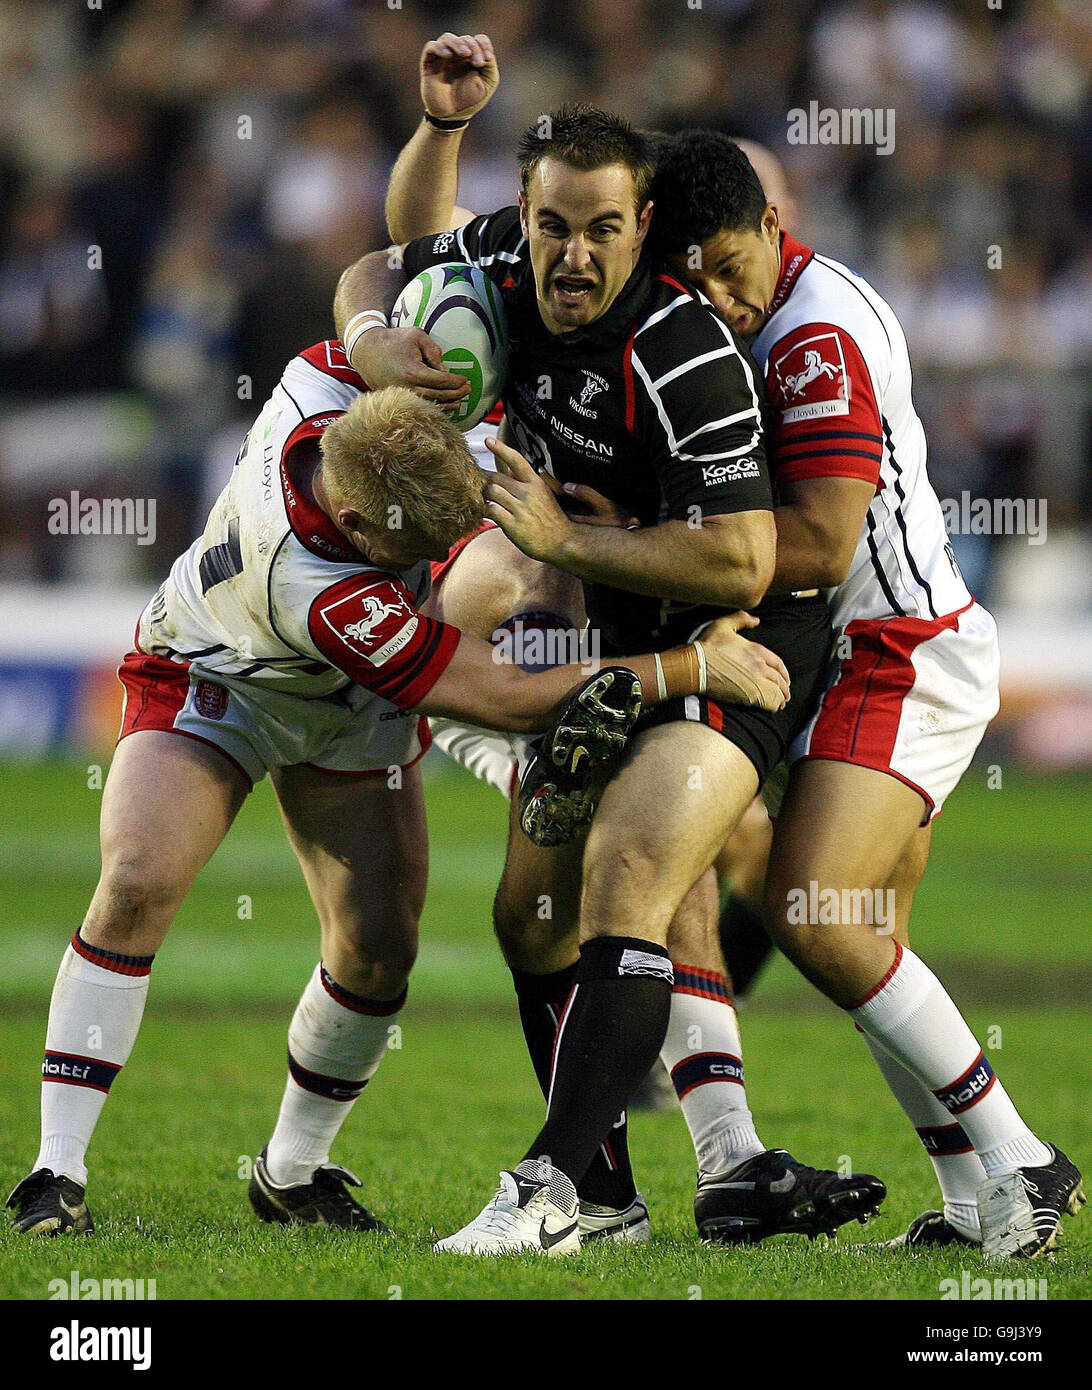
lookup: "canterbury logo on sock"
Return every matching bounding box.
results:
[917,1123,974,1156]
[71,929,154,978]
[42,1052,121,1093]
[934,1053,996,1114]
[670,1052,744,1100]
[287,1051,369,1102]
[618,949,673,983]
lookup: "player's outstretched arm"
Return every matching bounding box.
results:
[333,249,469,404]
[484,438,775,610]
[385,32,496,242]
[416,615,788,734]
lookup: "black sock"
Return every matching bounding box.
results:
[512,965,637,1208]
[718,895,773,998]
[522,936,673,1189]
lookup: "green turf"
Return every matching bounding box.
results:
[0,758,1089,1300]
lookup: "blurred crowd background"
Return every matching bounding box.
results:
[0,0,1089,634]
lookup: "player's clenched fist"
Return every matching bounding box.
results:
[695,612,791,712]
[422,33,498,123]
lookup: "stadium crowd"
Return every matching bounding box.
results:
[1,0,1089,605]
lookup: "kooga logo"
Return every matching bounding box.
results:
[702,459,761,485]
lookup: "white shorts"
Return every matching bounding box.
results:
[118,650,430,786]
[428,716,533,800]
[789,600,1000,820]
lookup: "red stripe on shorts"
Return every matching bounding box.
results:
[807,607,966,767]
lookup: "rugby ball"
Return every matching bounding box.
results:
[390,263,508,430]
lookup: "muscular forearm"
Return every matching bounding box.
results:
[770,503,851,592]
[386,120,464,242]
[552,518,773,610]
[423,649,700,735]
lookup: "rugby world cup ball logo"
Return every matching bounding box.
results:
[390,264,509,430]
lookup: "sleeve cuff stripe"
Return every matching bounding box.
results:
[777,446,883,463]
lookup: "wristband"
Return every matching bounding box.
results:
[656,643,702,701]
[344,311,388,362]
[653,653,667,702]
[424,111,470,131]
[694,640,708,694]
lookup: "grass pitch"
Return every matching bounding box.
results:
[0,757,1089,1301]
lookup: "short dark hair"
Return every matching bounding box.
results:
[648,130,768,256]
[518,104,655,215]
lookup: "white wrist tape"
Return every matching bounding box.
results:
[653,653,668,702]
[694,641,708,694]
[344,311,388,361]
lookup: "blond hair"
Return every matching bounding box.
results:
[319,387,485,548]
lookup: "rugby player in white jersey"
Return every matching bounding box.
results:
[644,130,1083,1259]
[5,350,788,1237]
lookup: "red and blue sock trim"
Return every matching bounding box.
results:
[71,927,154,978]
[917,1122,975,1156]
[673,963,734,1004]
[670,1051,745,1100]
[933,1052,996,1115]
[319,964,405,1016]
[42,1051,122,1093]
[287,1050,369,1102]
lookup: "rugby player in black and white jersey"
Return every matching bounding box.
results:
[337,92,888,1250]
[5,360,786,1238]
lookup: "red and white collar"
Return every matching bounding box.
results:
[768,231,814,318]
[279,414,360,564]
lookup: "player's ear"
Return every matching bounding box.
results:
[635,200,653,247]
[761,204,780,242]
[337,507,364,534]
[517,189,529,240]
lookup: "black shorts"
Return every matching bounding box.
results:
[629,593,834,787]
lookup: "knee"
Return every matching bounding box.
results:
[331,915,418,997]
[492,885,571,970]
[93,856,186,939]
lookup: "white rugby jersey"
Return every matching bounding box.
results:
[137,340,460,706]
[752,234,972,630]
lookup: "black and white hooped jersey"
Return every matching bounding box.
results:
[752,233,973,629]
[404,208,778,653]
[136,341,460,707]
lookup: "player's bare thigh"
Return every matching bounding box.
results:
[83,731,251,957]
[424,526,585,639]
[763,758,929,1006]
[582,722,761,946]
[271,762,429,1000]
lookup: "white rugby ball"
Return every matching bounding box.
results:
[390,262,508,430]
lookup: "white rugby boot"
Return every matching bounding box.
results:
[578,1193,651,1244]
[434,1159,580,1256]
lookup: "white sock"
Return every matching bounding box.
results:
[849,945,1051,1178]
[660,964,764,1173]
[265,963,403,1186]
[35,932,154,1187]
[860,1028,984,1239]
